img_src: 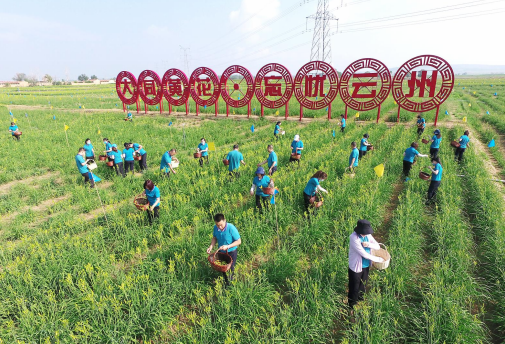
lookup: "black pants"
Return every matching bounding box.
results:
[139,153,147,171]
[222,249,238,284]
[81,172,95,188]
[146,206,159,224]
[303,192,317,212]
[13,135,20,141]
[274,134,279,141]
[199,155,209,166]
[341,126,345,133]
[403,160,413,176]
[269,166,277,176]
[114,162,125,177]
[86,155,95,160]
[162,170,171,178]
[107,156,114,168]
[417,127,425,135]
[427,180,441,201]
[359,150,367,159]
[229,171,240,178]
[289,156,300,164]
[429,148,439,160]
[348,267,369,308]
[125,160,134,174]
[255,194,269,213]
[455,147,466,162]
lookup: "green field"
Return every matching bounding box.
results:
[1,77,505,343]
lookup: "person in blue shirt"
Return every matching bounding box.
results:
[348,142,359,172]
[122,142,135,175]
[206,213,242,285]
[160,148,178,178]
[226,144,246,178]
[197,137,209,167]
[103,138,114,167]
[359,134,371,159]
[111,144,125,177]
[83,138,95,160]
[133,142,147,172]
[75,147,94,188]
[416,115,426,136]
[274,121,282,140]
[258,145,278,176]
[303,171,328,212]
[403,142,428,180]
[340,114,346,133]
[142,179,160,224]
[9,122,21,141]
[290,135,304,163]
[429,129,442,159]
[455,130,470,162]
[426,157,443,204]
[250,167,274,213]
[125,112,133,121]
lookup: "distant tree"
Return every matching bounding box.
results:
[13,73,27,81]
[43,74,53,83]
[90,75,98,80]
[78,74,89,82]
[26,75,38,86]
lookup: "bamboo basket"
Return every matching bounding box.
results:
[372,243,390,270]
[208,250,233,272]
[133,195,149,211]
[451,140,461,148]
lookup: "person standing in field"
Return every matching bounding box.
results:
[197,138,209,167]
[429,129,442,159]
[250,167,274,213]
[257,145,278,176]
[126,112,133,122]
[348,219,384,310]
[340,114,346,133]
[160,148,178,178]
[290,135,304,163]
[416,114,426,136]
[348,142,359,172]
[359,134,370,159]
[274,121,282,140]
[207,213,242,285]
[103,138,114,168]
[83,138,95,160]
[426,157,443,204]
[75,147,94,188]
[133,142,147,172]
[8,122,20,141]
[123,142,135,175]
[143,179,160,224]
[111,144,125,177]
[302,170,328,212]
[455,130,470,162]
[403,142,428,181]
[226,144,246,178]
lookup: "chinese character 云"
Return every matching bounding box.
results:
[264,76,282,97]
[168,79,183,96]
[304,74,326,97]
[351,72,378,99]
[196,77,212,96]
[406,70,438,98]
[121,79,133,95]
[143,80,157,96]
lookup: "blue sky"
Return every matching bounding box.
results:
[0,0,503,80]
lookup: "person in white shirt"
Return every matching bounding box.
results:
[348,219,384,309]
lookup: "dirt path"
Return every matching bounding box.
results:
[0,171,60,196]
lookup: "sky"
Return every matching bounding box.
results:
[0,0,504,81]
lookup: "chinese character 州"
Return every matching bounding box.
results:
[143,80,157,96]
[264,76,282,97]
[351,73,378,99]
[121,79,133,95]
[406,71,438,98]
[305,74,326,97]
[196,77,212,96]
[168,79,183,96]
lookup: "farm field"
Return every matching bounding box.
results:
[1,76,505,343]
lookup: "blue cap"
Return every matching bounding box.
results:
[255,167,265,175]
[434,129,441,135]
[112,144,117,148]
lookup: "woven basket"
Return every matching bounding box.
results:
[14,131,22,136]
[262,187,275,195]
[223,159,230,166]
[309,195,324,208]
[134,155,142,161]
[124,118,129,121]
[451,140,461,148]
[372,243,391,270]
[133,195,149,211]
[99,155,107,161]
[367,145,374,151]
[419,171,430,181]
[208,250,233,272]
[106,161,114,167]
[194,152,202,159]
[422,138,429,144]
[291,153,301,160]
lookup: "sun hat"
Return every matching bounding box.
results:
[294,135,300,141]
[255,167,265,175]
[354,219,374,235]
[434,129,441,135]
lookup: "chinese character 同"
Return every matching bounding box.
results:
[196,77,212,96]
[143,80,157,96]
[351,73,378,99]
[121,79,133,95]
[305,74,326,97]
[168,79,183,96]
[406,70,438,98]
[264,76,282,97]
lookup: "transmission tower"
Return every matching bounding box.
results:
[180,46,191,76]
[307,0,338,64]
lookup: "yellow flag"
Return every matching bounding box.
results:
[473,91,476,95]
[64,125,69,131]
[463,117,467,123]
[13,118,17,123]
[51,106,53,110]
[83,105,85,109]
[275,110,279,115]
[374,164,385,177]
[208,142,216,151]
[394,101,397,105]
[355,112,360,118]
[468,103,471,107]
[233,110,235,115]
[98,129,101,135]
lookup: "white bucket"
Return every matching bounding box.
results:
[372,243,390,270]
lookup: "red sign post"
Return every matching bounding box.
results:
[220,65,254,118]
[162,68,190,115]
[138,70,163,114]
[115,71,139,113]
[189,67,221,116]
[254,63,294,119]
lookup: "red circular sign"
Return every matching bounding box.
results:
[138,70,163,106]
[115,71,138,105]
[254,63,294,109]
[220,65,254,108]
[189,67,221,106]
[294,61,339,110]
[162,69,190,106]
[392,55,454,112]
[339,58,391,111]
